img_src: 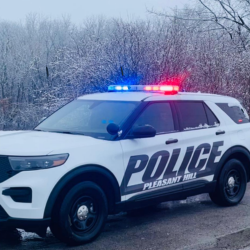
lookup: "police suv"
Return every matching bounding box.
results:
[0,85,250,244]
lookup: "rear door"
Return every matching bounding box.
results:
[173,100,228,190]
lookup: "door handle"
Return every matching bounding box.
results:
[216,130,225,135]
[166,139,178,145]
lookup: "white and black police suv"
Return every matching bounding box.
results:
[0,84,250,245]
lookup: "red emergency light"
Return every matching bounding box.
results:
[144,85,179,94]
[108,85,180,94]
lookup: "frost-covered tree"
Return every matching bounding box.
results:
[1,8,250,130]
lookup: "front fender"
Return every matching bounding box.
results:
[43,164,121,218]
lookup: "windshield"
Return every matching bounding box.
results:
[35,100,139,140]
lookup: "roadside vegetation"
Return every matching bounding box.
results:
[1,0,250,130]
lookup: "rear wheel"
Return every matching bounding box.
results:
[50,181,108,245]
[209,159,247,206]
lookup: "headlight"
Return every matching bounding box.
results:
[9,154,69,171]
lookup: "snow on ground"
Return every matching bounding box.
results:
[17,228,52,241]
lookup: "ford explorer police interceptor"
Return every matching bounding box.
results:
[0,85,250,245]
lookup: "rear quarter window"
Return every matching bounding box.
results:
[216,103,249,124]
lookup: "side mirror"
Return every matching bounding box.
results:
[131,125,156,139]
[107,123,120,135]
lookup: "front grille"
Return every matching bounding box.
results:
[0,156,17,183]
[0,205,9,219]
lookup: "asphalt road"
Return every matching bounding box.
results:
[2,187,250,250]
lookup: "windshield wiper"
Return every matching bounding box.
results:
[51,131,85,136]
[34,129,85,135]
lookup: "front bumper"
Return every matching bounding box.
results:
[0,204,50,233]
[0,217,51,233]
[0,160,67,234]
[0,164,66,220]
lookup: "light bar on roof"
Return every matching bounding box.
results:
[108,85,179,94]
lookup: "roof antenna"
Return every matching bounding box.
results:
[46,66,49,78]
[120,66,124,77]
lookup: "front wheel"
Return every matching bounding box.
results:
[209,159,247,206]
[50,181,108,245]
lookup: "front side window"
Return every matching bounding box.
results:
[131,102,176,134]
[35,100,139,140]
[175,101,219,131]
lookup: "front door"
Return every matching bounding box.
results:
[120,101,183,200]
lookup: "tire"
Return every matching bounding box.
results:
[50,181,108,245]
[209,159,247,206]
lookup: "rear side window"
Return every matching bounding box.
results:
[204,104,220,126]
[216,103,249,124]
[175,101,219,131]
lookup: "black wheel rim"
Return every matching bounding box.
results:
[69,196,98,233]
[224,169,241,199]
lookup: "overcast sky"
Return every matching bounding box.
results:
[0,0,194,24]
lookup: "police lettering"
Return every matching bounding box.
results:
[120,141,224,196]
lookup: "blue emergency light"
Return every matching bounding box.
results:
[108,85,179,94]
